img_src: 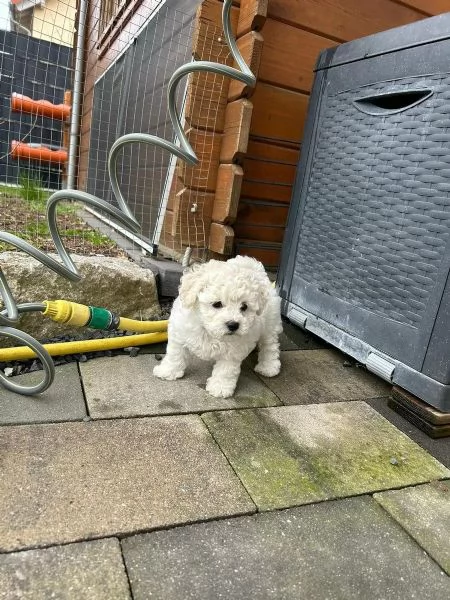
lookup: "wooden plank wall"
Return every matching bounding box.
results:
[207,0,266,257]
[231,0,447,269]
[160,0,240,258]
[160,0,266,260]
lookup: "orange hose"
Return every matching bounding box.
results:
[11,141,68,164]
[11,93,70,120]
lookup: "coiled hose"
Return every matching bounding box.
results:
[0,0,256,396]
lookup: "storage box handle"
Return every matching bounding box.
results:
[353,89,433,116]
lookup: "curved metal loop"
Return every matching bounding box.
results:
[46,189,142,277]
[0,327,55,395]
[0,0,255,395]
[108,0,256,208]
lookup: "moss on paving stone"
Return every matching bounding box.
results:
[202,403,450,510]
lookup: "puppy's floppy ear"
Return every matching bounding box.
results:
[178,267,204,309]
[255,283,270,315]
[178,261,220,308]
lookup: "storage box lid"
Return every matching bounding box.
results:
[316,12,450,71]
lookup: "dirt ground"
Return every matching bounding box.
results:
[0,191,125,257]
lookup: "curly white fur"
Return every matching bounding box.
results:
[153,255,282,398]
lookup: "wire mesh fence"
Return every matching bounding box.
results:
[0,0,233,262]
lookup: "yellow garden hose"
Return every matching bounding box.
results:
[0,332,167,362]
[0,299,168,362]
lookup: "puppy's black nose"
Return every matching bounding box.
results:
[226,320,239,332]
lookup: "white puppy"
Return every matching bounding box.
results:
[153,255,282,398]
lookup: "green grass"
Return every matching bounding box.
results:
[18,172,48,210]
[0,184,22,199]
[1,181,81,216]
[62,228,117,245]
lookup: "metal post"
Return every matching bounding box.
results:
[67,0,88,189]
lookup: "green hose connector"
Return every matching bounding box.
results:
[88,306,116,330]
[43,299,168,333]
[43,299,119,330]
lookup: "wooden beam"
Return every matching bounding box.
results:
[259,18,331,94]
[207,251,228,261]
[250,83,309,145]
[246,139,299,164]
[212,163,244,223]
[209,222,234,254]
[266,0,430,42]
[185,72,229,132]
[243,157,297,183]
[171,188,214,246]
[228,31,264,101]
[161,210,175,247]
[396,0,446,13]
[193,0,238,61]
[237,0,268,36]
[236,199,289,228]
[220,98,253,163]
[234,223,285,243]
[241,180,293,204]
[233,241,281,269]
[178,128,222,191]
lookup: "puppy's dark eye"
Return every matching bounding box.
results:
[212,301,223,309]
[241,303,248,312]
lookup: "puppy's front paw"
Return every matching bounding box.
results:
[153,362,185,381]
[206,377,235,398]
[254,359,281,378]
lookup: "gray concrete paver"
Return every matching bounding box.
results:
[0,538,131,600]
[121,496,450,600]
[256,349,391,403]
[0,363,86,425]
[0,415,254,551]
[81,355,280,419]
[374,480,450,575]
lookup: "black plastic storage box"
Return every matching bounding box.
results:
[277,14,450,412]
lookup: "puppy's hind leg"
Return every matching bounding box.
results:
[153,338,187,380]
[254,332,281,378]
